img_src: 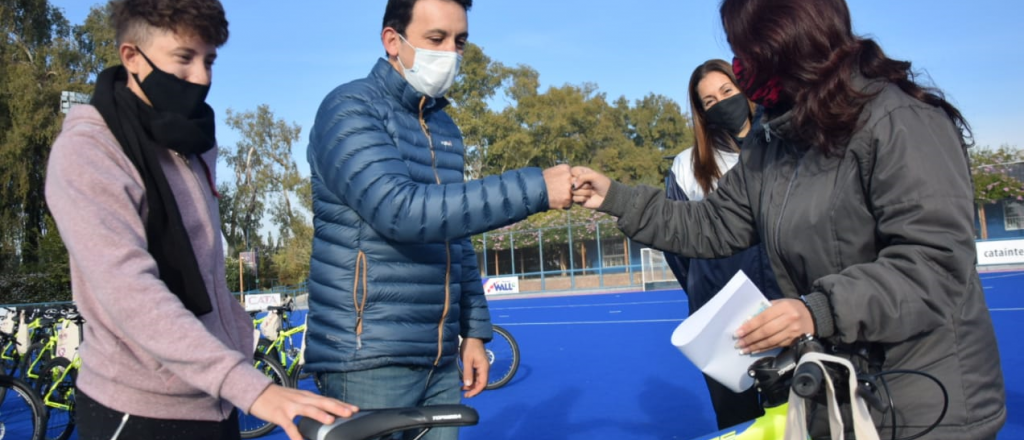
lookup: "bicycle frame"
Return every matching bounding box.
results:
[42,353,80,412]
[1,336,16,362]
[689,404,788,440]
[264,323,306,377]
[23,324,57,382]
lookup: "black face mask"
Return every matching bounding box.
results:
[704,94,751,137]
[132,47,211,118]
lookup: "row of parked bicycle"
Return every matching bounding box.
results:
[0,301,307,440]
[1,304,80,440]
[1,299,521,440]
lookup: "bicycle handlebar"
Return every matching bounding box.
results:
[750,336,891,414]
[298,405,479,440]
[792,361,825,399]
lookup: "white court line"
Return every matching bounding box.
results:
[980,272,1024,280]
[500,318,683,326]
[491,299,687,311]
[499,307,1024,326]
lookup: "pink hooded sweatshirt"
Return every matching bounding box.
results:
[45,104,271,421]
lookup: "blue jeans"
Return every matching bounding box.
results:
[316,362,462,440]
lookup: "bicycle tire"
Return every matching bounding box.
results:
[484,325,520,390]
[457,324,521,390]
[0,374,48,440]
[38,358,75,440]
[238,352,289,438]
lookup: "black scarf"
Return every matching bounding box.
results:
[90,66,215,316]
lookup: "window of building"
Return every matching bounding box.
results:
[602,239,626,267]
[1005,201,1024,231]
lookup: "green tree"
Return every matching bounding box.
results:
[220,104,310,288]
[447,44,692,276]
[446,43,507,178]
[0,0,101,301]
[73,3,118,77]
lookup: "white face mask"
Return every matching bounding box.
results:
[397,34,462,98]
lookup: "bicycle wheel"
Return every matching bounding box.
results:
[483,325,520,390]
[38,358,75,440]
[238,352,288,438]
[0,374,47,440]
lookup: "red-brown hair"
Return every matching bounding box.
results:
[720,0,971,155]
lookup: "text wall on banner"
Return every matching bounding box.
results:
[244,293,282,311]
[484,277,520,296]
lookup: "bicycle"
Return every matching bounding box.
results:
[35,308,84,440]
[0,308,21,377]
[255,299,308,387]
[0,373,48,440]
[237,351,290,439]
[240,299,301,438]
[457,324,520,390]
[18,308,62,390]
[689,336,948,440]
[298,404,479,440]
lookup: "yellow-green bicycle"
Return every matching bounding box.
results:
[35,307,84,440]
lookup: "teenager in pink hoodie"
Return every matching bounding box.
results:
[44,1,356,439]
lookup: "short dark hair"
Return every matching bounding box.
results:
[110,0,229,48]
[383,0,472,35]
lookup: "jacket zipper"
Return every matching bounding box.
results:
[768,127,804,290]
[353,251,368,349]
[418,97,451,367]
[171,152,237,346]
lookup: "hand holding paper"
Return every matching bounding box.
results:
[670,270,781,393]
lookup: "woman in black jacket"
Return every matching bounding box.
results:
[572,0,1005,438]
[664,59,781,430]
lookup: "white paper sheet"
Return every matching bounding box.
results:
[671,270,781,392]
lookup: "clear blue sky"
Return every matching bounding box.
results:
[52,0,1024,184]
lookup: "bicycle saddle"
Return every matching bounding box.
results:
[298,405,479,440]
[267,305,292,314]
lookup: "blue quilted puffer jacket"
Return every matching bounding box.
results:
[304,59,550,372]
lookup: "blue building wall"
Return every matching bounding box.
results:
[978,202,1024,239]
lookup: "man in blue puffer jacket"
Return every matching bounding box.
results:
[305,1,573,438]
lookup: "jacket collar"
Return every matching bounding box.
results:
[370,58,449,114]
[759,72,885,144]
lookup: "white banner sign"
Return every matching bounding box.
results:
[976,239,1024,266]
[483,277,520,295]
[244,293,282,311]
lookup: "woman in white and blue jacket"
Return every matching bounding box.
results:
[664,59,781,430]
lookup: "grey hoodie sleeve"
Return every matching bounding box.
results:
[598,159,759,260]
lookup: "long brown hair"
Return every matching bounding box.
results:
[719,0,971,155]
[688,59,756,195]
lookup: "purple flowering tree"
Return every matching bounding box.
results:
[970,146,1024,239]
